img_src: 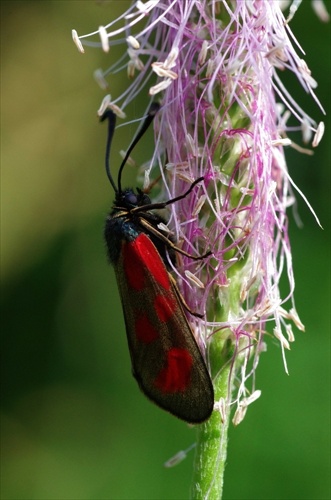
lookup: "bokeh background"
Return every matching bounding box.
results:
[1,1,330,499]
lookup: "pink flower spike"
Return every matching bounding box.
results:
[73,2,326,496]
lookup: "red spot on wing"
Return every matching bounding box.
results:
[154,294,177,323]
[123,235,171,291]
[135,314,158,343]
[154,348,193,393]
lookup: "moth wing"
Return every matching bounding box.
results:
[114,233,214,423]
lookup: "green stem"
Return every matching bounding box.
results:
[190,363,232,499]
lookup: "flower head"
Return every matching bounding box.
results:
[73,0,325,422]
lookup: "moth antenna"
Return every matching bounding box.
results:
[117,102,160,193]
[100,110,118,193]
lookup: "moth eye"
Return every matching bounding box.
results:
[126,192,138,205]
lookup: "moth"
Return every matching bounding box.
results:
[101,104,214,423]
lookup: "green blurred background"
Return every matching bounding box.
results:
[1,1,330,499]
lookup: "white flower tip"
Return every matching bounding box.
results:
[164,47,179,69]
[285,0,303,23]
[185,133,197,157]
[97,94,112,116]
[312,122,325,147]
[260,342,268,353]
[214,398,227,423]
[164,443,195,468]
[206,58,216,78]
[151,62,178,80]
[109,103,126,119]
[165,161,189,172]
[298,59,318,89]
[274,327,291,350]
[175,172,194,184]
[289,308,305,331]
[240,281,248,302]
[127,60,136,79]
[192,195,207,216]
[143,170,151,191]
[149,78,172,95]
[157,222,172,235]
[301,118,313,144]
[232,405,247,426]
[247,390,262,404]
[312,0,330,22]
[198,40,209,66]
[126,35,140,49]
[136,0,146,11]
[272,138,292,147]
[184,271,205,289]
[265,45,288,68]
[164,451,187,468]
[127,48,144,71]
[94,69,109,90]
[97,95,126,119]
[72,29,85,53]
[285,324,296,343]
[232,390,261,426]
[99,25,109,53]
[136,0,159,13]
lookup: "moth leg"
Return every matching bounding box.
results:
[138,217,212,260]
[168,273,204,319]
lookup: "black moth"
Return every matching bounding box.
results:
[101,104,214,423]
